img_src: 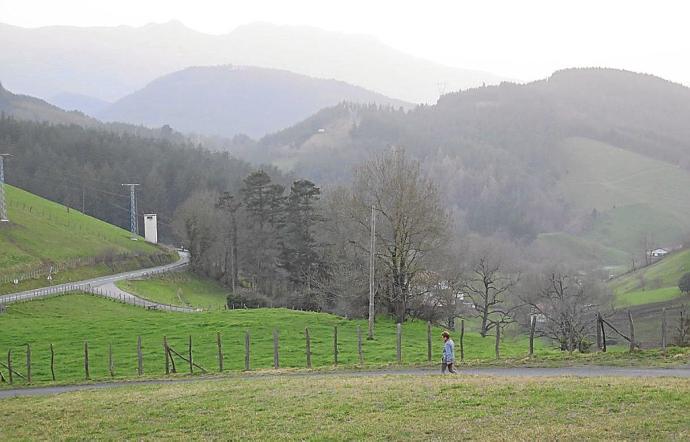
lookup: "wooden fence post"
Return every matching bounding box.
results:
[50,343,56,381]
[244,331,250,371]
[495,326,500,360]
[600,316,607,352]
[188,335,193,374]
[427,321,432,362]
[137,336,143,376]
[163,337,170,375]
[357,325,364,365]
[661,307,667,353]
[305,328,312,369]
[217,332,224,372]
[26,344,31,384]
[596,313,602,350]
[84,341,90,380]
[460,319,465,362]
[271,329,280,369]
[396,323,402,364]
[333,326,338,366]
[529,316,536,357]
[628,310,636,352]
[109,344,114,377]
[7,349,12,384]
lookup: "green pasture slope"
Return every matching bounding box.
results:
[116,271,229,310]
[547,137,690,267]
[611,248,690,307]
[0,184,171,292]
[0,294,547,384]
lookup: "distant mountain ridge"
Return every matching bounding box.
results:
[0,21,508,104]
[96,65,410,138]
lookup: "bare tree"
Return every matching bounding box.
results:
[520,272,606,352]
[349,148,449,323]
[462,254,519,337]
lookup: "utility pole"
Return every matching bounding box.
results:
[368,205,376,340]
[0,154,12,223]
[121,184,140,236]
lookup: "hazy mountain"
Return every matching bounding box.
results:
[243,68,690,258]
[0,82,198,145]
[48,92,111,115]
[0,21,507,105]
[96,65,409,138]
[0,82,98,126]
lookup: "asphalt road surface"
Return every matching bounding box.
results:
[0,251,190,309]
[1,366,689,399]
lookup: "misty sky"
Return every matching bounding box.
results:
[1,0,689,84]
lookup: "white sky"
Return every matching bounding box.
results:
[1,0,689,83]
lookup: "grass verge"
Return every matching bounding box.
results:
[1,375,689,440]
[115,271,228,310]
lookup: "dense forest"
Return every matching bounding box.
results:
[0,116,259,239]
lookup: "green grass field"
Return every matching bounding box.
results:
[0,294,550,384]
[1,375,689,440]
[116,272,228,310]
[611,248,690,307]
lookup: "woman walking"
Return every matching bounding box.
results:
[441,331,457,374]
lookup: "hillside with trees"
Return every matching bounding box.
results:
[0,82,98,127]
[0,115,257,240]
[239,68,690,266]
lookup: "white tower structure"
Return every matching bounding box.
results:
[144,214,158,244]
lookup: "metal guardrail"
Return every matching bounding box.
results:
[0,254,194,312]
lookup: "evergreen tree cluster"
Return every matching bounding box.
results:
[176,170,328,310]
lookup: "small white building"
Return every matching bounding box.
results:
[649,248,669,258]
[144,214,158,244]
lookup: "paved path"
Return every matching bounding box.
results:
[0,251,191,311]
[1,366,688,399]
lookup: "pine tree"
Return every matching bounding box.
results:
[281,180,327,293]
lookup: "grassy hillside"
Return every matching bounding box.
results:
[2,375,689,440]
[533,232,629,268]
[558,137,690,255]
[0,184,169,287]
[611,248,690,307]
[116,272,229,310]
[0,294,546,384]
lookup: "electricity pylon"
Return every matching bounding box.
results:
[0,154,12,222]
[121,183,140,235]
